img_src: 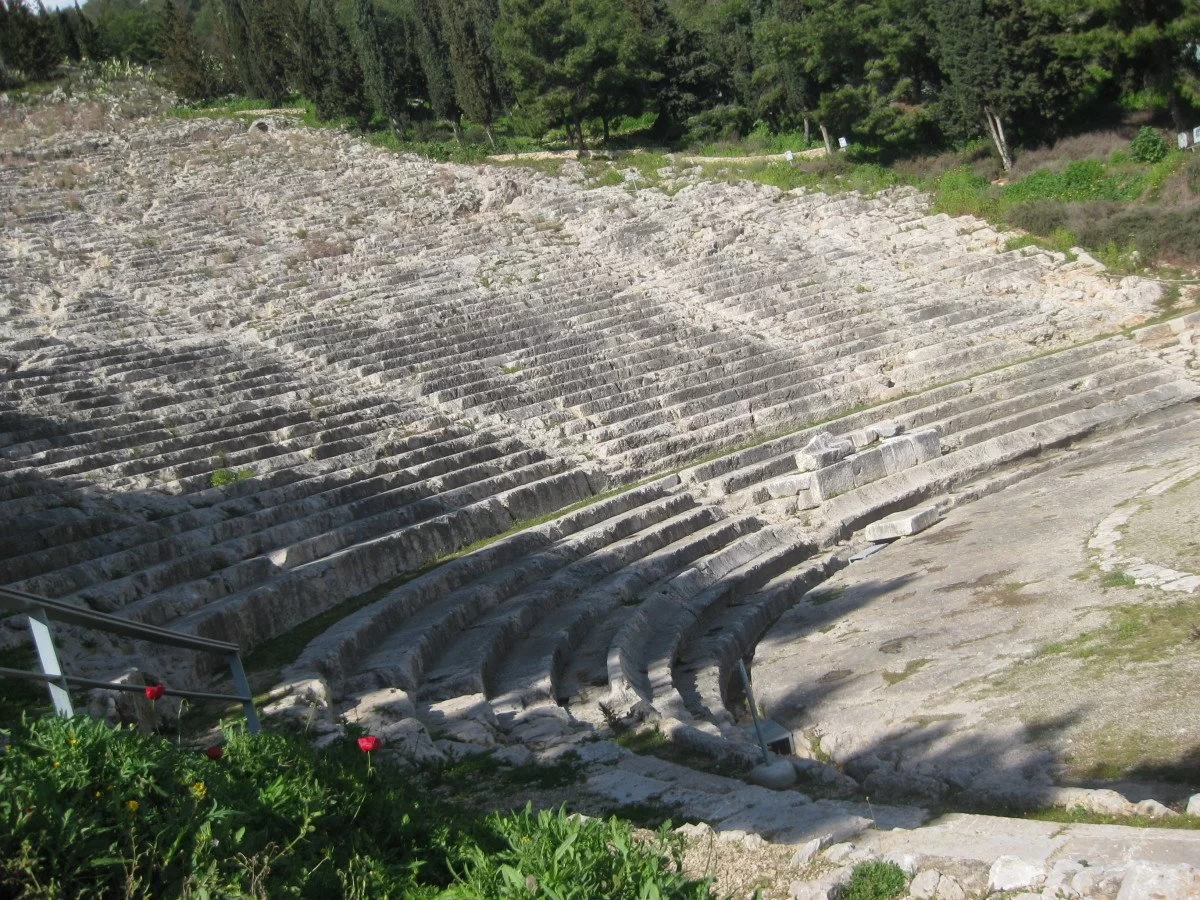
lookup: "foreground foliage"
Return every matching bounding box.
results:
[0,715,708,899]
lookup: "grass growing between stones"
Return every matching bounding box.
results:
[881,658,930,686]
[614,727,747,779]
[1036,596,1200,667]
[841,861,908,900]
[0,715,708,899]
[1025,806,1200,830]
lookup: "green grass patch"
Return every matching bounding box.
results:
[614,727,746,779]
[209,467,254,488]
[0,715,707,898]
[1026,805,1200,830]
[841,861,908,900]
[1036,596,1200,668]
[881,658,930,686]
[1099,570,1138,589]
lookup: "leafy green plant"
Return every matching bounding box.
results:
[1129,126,1169,164]
[840,860,908,900]
[1,716,707,899]
[446,804,708,899]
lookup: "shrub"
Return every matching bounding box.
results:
[840,861,908,900]
[684,104,752,145]
[1,716,710,898]
[931,166,995,218]
[1129,126,1169,164]
[1005,200,1068,236]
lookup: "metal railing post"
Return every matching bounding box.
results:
[738,659,771,766]
[28,607,74,719]
[227,653,260,736]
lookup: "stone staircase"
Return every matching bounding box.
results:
[4,116,1200,893]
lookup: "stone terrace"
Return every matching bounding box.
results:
[2,114,1198,780]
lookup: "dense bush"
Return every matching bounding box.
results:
[1,715,708,899]
[1129,126,1169,164]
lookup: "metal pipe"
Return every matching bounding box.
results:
[738,659,771,766]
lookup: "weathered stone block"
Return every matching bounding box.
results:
[864,505,941,542]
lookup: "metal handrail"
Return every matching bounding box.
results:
[0,586,260,734]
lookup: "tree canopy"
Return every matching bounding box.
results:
[5,0,1198,162]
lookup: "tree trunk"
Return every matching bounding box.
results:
[572,116,585,154]
[602,116,610,143]
[819,123,833,156]
[1167,88,1187,136]
[484,122,495,148]
[803,117,810,146]
[450,117,463,146]
[983,104,1013,173]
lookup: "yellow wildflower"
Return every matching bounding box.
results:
[190,781,207,800]
[126,800,139,813]
[52,761,60,767]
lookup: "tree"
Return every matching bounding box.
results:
[409,0,462,138]
[1052,0,1200,134]
[622,0,716,137]
[0,1,62,84]
[353,0,423,133]
[222,0,294,105]
[299,0,371,125]
[495,0,654,150]
[436,0,503,141]
[159,0,235,101]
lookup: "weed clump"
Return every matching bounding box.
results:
[840,860,908,899]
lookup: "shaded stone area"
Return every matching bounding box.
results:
[754,420,1200,806]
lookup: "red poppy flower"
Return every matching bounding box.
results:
[204,745,224,760]
[144,684,166,701]
[357,735,382,753]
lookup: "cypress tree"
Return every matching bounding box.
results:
[436,0,502,142]
[409,0,461,138]
[304,0,371,126]
[353,0,422,134]
[222,0,293,105]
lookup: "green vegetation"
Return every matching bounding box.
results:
[881,658,930,686]
[0,715,708,898]
[209,466,254,488]
[614,726,746,779]
[841,861,908,900]
[1026,805,1200,830]
[8,0,1199,266]
[1037,596,1200,668]
[1099,570,1139,589]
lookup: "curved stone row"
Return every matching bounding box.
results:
[3,115,1197,751]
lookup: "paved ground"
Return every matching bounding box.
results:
[754,418,1200,803]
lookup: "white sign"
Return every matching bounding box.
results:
[1179,132,1190,149]
[1194,125,1200,144]
[838,136,849,149]
[785,150,795,163]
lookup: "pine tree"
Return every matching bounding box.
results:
[1,1,61,84]
[496,0,654,150]
[436,0,503,142]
